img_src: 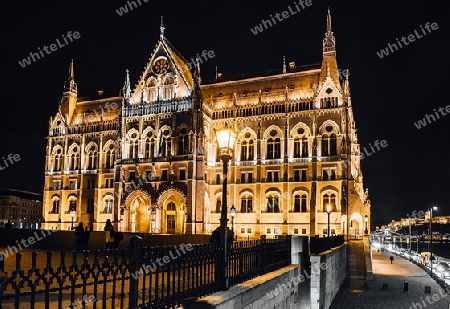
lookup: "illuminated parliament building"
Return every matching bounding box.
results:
[42,10,371,238]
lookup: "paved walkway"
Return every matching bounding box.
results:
[330,248,450,309]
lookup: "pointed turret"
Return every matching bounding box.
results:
[323,7,336,56]
[60,59,78,123]
[122,69,131,100]
[64,59,77,94]
[319,8,341,87]
[160,15,165,40]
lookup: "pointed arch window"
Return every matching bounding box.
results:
[267,137,281,159]
[160,137,171,157]
[53,148,63,171]
[103,198,113,214]
[323,193,337,212]
[266,194,280,213]
[68,200,77,212]
[147,78,157,101]
[87,145,98,170]
[70,153,79,170]
[302,137,309,157]
[54,154,62,171]
[105,149,115,169]
[129,141,138,159]
[294,137,301,158]
[240,196,253,213]
[50,198,60,214]
[68,145,80,170]
[145,137,155,158]
[240,139,254,161]
[330,134,337,155]
[163,75,175,100]
[167,202,176,211]
[293,194,308,212]
[322,135,329,156]
[178,128,189,155]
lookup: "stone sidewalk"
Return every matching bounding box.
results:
[329,249,450,309]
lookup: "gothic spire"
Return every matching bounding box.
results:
[323,7,336,55]
[64,59,77,93]
[122,69,131,100]
[282,55,286,73]
[160,15,165,40]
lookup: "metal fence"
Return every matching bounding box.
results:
[0,236,291,309]
[309,235,344,255]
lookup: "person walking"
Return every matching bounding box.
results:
[82,226,90,251]
[74,222,85,252]
[104,219,115,251]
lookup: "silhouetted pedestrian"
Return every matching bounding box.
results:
[74,222,85,252]
[82,227,90,250]
[390,256,394,264]
[4,220,12,230]
[104,219,115,251]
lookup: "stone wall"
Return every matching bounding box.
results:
[310,244,347,309]
[183,265,301,309]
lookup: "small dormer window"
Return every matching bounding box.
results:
[326,88,333,94]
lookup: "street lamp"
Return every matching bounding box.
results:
[216,123,236,290]
[70,210,76,230]
[230,205,236,237]
[326,204,331,237]
[364,215,369,235]
[430,206,437,277]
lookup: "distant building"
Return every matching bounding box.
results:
[0,188,43,229]
[42,10,371,237]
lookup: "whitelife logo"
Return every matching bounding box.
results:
[376,22,439,59]
[413,104,450,129]
[18,31,81,68]
[116,0,149,16]
[250,0,313,35]
[0,153,21,171]
[0,230,56,261]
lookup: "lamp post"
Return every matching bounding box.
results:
[342,216,346,237]
[149,177,158,234]
[364,215,369,235]
[409,216,412,255]
[216,123,236,290]
[326,204,331,237]
[147,207,152,233]
[70,210,76,230]
[429,206,437,277]
[230,205,236,239]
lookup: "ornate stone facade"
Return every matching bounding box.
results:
[42,11,370,237]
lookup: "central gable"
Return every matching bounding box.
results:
[130,38,194,104]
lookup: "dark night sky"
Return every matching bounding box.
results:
[2,0,448,227]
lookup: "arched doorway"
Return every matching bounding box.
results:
[349,212,363,240]
[126,191,152,233]
[166,202,176,234]
[159,189,186,234]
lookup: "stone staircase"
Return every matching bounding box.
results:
[346,240,366,290]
